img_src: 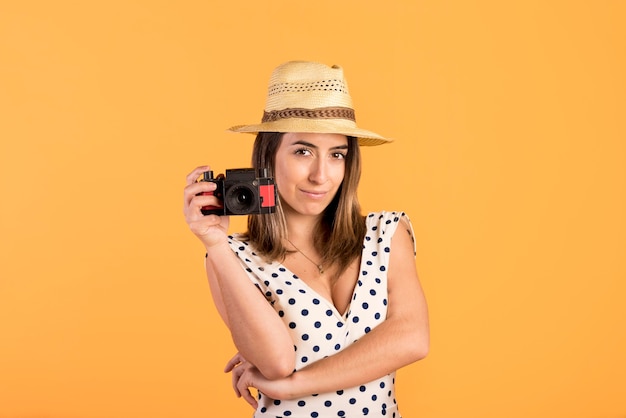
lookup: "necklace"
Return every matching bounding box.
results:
[286,238,324,275]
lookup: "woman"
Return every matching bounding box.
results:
[184,61,429,417]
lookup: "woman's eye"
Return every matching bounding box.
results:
[332,152,347,160]
[294,147,312,156]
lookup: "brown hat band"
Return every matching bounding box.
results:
[262,106,356,123]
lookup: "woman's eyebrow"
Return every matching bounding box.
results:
[292,140,349,150]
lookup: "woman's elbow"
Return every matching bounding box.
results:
[410,338,429,362]
[258,351,296,380]
[405,328,429,363]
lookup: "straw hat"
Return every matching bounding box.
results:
[228,61,391,146]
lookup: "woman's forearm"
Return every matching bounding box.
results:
[206,242,295,379]
[284,313,427,398]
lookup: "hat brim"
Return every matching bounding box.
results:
[228,118,392,147]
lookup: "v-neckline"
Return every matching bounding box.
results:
[277,254,365,320]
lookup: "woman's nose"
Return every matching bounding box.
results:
[308,158,328,184]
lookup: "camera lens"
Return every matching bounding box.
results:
[225,184,257,214]
[237,192,250,204]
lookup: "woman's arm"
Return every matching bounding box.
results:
[184,166,295,379]
[205,243,296,379]
[230,216,429,402]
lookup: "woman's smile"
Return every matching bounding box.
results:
[299,188,329,198]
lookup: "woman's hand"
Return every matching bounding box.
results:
[183,165,229,248]
[225,353,294,408]
[225,353,259,408]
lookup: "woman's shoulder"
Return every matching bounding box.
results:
[227,233,276,271]
[365,210,410,226]
[227,233,256,257]
[228,232,248,244]
[364,211,416,254]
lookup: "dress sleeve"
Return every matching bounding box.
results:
[375,211,417,257]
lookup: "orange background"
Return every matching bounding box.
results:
[1,1,625,417]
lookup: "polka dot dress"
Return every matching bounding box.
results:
[228,211,415,418]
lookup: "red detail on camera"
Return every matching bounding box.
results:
[259,184,275,208]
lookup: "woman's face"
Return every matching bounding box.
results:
[274,132,348,218]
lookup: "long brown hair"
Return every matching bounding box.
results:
[244,132,366,277]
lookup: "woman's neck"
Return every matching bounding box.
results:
[284,212,321,243]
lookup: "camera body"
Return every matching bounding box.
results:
[199,168,276,216]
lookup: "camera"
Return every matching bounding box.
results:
[199,168,276,216]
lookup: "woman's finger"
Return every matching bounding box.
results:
[236,369,259,409]
[185,165,211,186]
[183,174,216,204]
[231,363,243,397]
[183,182,220,223]
[241,386,258,409]
[224,352,244,373]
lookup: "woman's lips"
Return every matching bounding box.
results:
[300,189,328,199]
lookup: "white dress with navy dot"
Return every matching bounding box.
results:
[228,211,415,418]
